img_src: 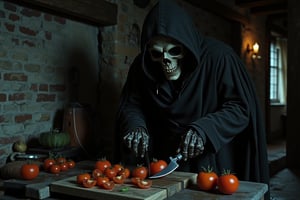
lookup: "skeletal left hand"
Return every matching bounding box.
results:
[177,129,204,161]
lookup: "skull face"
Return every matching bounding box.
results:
[148,36,185,80]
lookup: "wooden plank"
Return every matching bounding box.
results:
[7,0,117,26]
[50,171,197,200]
[168,181,268,200]
[51,176,167,200]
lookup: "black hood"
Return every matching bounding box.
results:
[141,0,203,80]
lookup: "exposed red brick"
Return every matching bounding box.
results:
[20,8,41,17]
[4,2,17,12]
[9,13,20,21]
[9,93,25,101]
[0,136,19,144]
[36,94,56,102]
[22,40,35,47]
[5,23,15,32]
[50,84,66,92]
[54,16,66,24]
[19,26,37,36]
[15,114,32,123]
[30,84,38,91]
[39,84,48,91]
[4,73,27,81]
[0,94,7,102]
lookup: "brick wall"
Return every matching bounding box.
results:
[0,0,99,165]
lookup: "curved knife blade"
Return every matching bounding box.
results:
[148,153,182,179]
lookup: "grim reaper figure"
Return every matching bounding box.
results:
[115,0,269,199]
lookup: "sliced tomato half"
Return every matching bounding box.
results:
[82,179,97,188]
[112,174,126,184]
[136,179,152,189]
[102,181,115,190]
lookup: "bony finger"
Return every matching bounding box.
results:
[182,149,188,161]
[133,141,139,155]
[140,148,145,158]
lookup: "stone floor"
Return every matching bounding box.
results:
[268,139,300,200]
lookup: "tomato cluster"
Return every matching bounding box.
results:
[43,156,76,174]
[197,167,239,195]
[76,158,156,190]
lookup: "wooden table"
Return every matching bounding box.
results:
[0,160,268,200]
[169,181,268,200]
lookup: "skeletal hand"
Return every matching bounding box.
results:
[178,129,204,161]
[123,127,149,158]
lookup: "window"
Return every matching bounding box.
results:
[269,41,279,103]
[269,36,287,105]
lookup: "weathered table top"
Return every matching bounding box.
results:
[168,181,268,200]
[0,160,268,200]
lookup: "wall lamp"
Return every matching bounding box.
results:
[247,42,261,59]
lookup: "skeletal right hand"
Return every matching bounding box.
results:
[123,127,149,158]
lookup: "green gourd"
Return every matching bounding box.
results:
[39,129,70,148]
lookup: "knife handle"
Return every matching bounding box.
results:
[171,153,182,162]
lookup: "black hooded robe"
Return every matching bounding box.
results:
[115,0,269,198]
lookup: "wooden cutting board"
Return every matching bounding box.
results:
[50,171,197,200]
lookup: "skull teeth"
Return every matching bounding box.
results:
[163,65,176,73]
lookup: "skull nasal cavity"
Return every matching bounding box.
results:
[163,58,171,64]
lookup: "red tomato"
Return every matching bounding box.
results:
[77,173,91,184]
[104,166,117,180]
[92,168,103,178]
[43,158,55,171]
[112,174,126,184]
[102,181,115,190]
[150,159,167,175]
[95,159,111,172]
[96,175,109,187]
[118,168,130,178]
[50,164,61,174]
[56,157,67,164]
[131,177,141,185]
[136,179,152,189]
[21,163,40,180]
[60,163,69,172]
[217,171,239,194]
[132,165,148,179]
[67,160,76,169]
[113,164,124,173]
[82,178,97,188]
[197,170,218,191]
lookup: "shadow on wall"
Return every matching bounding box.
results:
[64,46,121,161]
[58,47,102,160]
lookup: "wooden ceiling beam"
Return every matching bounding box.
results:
[235,0,287,8]
[184,0,249,25]
[250,3,287,15]
[6,0,118,26]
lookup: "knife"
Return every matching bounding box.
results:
[148,153,183,179]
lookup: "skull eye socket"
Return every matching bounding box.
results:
[168,46,183,56]
[149,45,184,60]
[149,49,163,59]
